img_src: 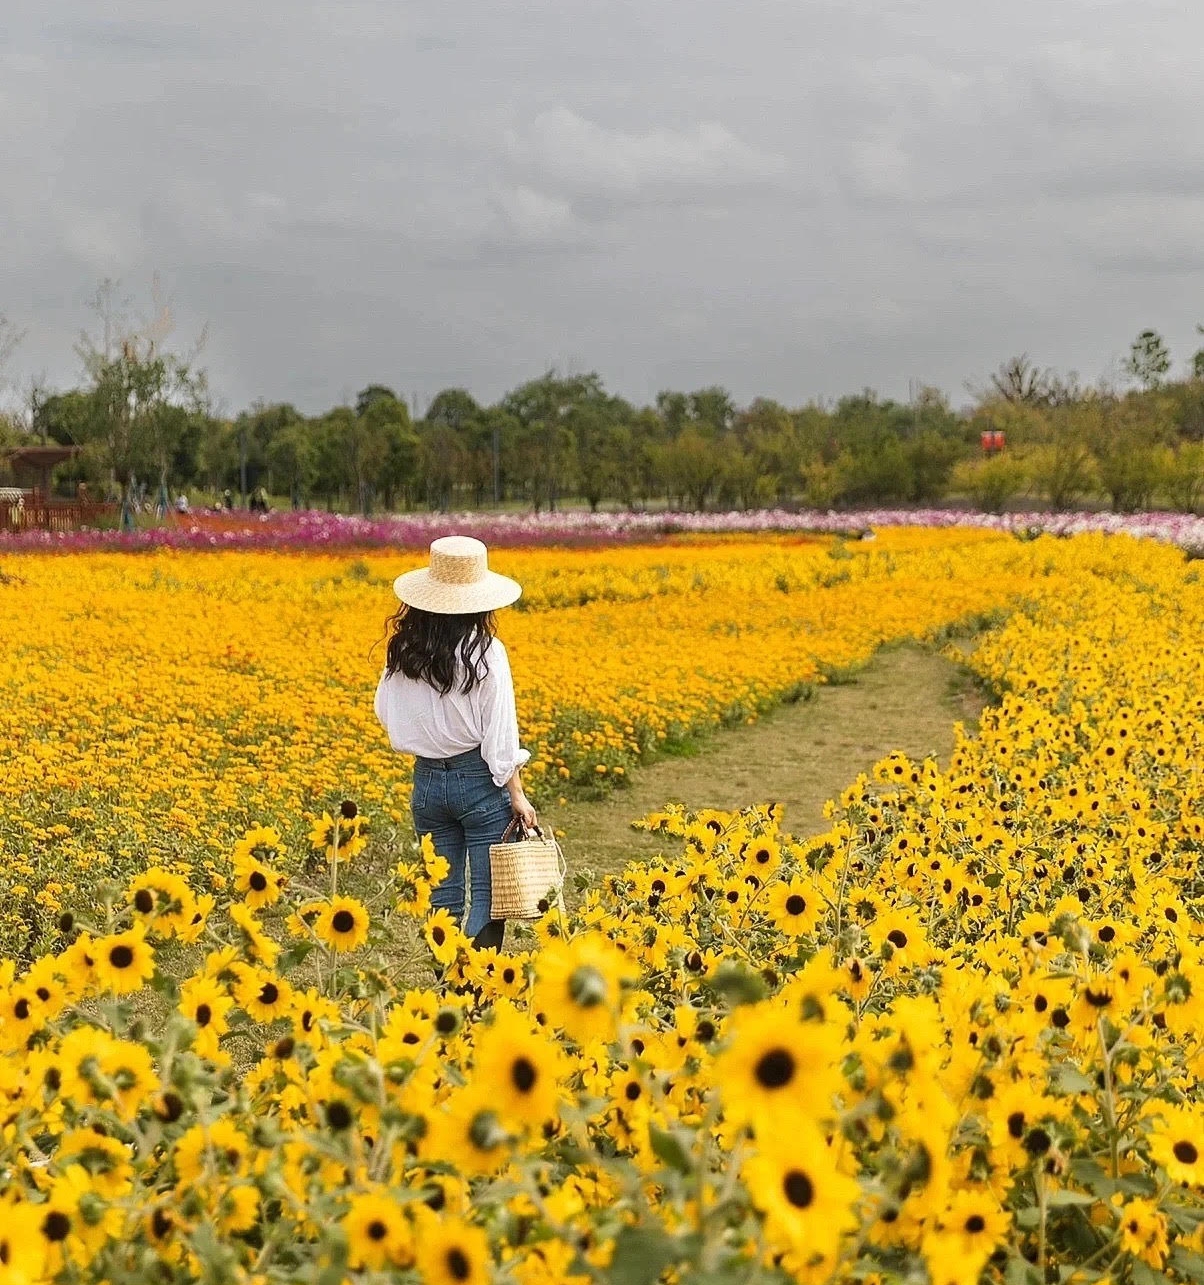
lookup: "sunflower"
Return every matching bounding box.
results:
[174,893,216,945]
[1148,1103,1204,1185]
[424,1084,514,1178]
[532,932,636,1045]
[314,896,370,953]
[96,1035,161,1121]
[743,1121,860,1260]
[922,1189,1012,1281]
[472,1001,565,1128]
[715,1001,846,1129]
[0,1202,46,1283]
[57,933,99,995]
[179,975,234,1059]
[232,852,286,910]
[424,909,469,967]
[231,824,286,866]
[127,868,193,933]
[1117,1197,1169,1269]
[741,835,783,881]
[0,982,47,1051]
[233,966,294,1024]
[344,1189,414,1270]
[228,902,281,967]
[765,878,823,937]
[174,1116,251,1186]
[414,1214,492,1285]
[56,1128,135,1200]
[291,987,342,1046]
[91,926,155,995]
[36,1164,122,1270]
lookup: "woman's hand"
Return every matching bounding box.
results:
[505,769,538,831]
[510,790,538,832]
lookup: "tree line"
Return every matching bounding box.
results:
[2,289,1203,515]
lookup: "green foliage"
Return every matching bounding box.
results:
[12,284,1204,514]
[1125,328,1172,390]
[953,454,1029,514]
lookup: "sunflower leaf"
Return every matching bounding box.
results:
[708,961,767,1007]
[608,1227,680,1285]
[648,1123,694,1175]
[1130,1262,1172,1285]
[1049,1065,1094,1095]
[1045,1190,1096,1207]
[1169,1247,1204,1282]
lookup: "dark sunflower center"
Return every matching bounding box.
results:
[134,889,155,913]
[1174,1140,1199,1165]
[965,1214,986,1233]
[783,1169,814,1208]
[432,927,446,946]
[887,929,908,949]
[447,1247,472,1281]
[259,982,279,1005]
[195,1003,212,1027]
[511,1057,537,1093]
[249,871,268,892]
[151,1208,174,1239]
[326,1100,352,1130]
[14,998,30,1021]
[754,1048,796,1089]
[1007,1111,1025,1139]
[42,1211,71,1242]
[624,1081,641,1101]
[367,1219,388,1241]
[785,895,807,916]
[332,910,355,933]
[109,944,135,969]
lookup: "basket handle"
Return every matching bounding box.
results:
[500,815,543,843]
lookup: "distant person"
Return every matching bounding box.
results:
[175,492,190,514]
[223,488,234,510]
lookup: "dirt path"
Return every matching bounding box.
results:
[548,642,989,879]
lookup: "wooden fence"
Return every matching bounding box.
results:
[0,497,119,533]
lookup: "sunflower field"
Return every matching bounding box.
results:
[0,527,1203,1284]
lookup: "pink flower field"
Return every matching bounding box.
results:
[3,506,1204,553]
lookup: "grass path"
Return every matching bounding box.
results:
[546,642,989,882]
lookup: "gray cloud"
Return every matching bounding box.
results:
[3,0,1204,414]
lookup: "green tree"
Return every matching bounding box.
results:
[501,371,602,511]
[267,421,318,509]
[361,395,419,512]
[663,428,721,510]
[1124,329,1171,390]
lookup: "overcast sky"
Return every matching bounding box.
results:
[4,0,1204,415]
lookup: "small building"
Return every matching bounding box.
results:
[2,444,83,497]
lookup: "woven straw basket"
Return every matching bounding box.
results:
[489,819,567,920]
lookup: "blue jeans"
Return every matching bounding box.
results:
[411,746,513,945]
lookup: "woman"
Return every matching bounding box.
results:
[374,536,537,950]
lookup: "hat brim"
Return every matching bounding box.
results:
[393,567,522,614]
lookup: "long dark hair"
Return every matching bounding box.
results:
[380,605,496,695]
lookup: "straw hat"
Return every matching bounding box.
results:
[393,536,522,614]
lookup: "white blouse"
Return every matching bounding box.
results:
[373,638,531,787]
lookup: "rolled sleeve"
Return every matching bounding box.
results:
[479,643,531,787]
